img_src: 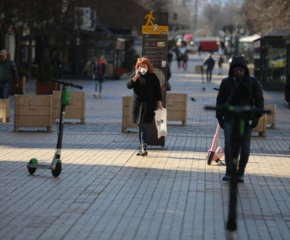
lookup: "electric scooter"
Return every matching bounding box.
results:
[205,105,271,240]
[27,79,83,177]
[206,123,224,165]
[207,87,224,165]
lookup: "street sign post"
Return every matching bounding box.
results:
[142,11,168,147]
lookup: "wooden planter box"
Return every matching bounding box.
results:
[195,65,204,73]
[264,104,276,129]
[122,96,136,133]
[10,76,26,95]
[36,82,60,95]
[122,93,188,133]
[253,114,267,137]
[14,95,53,132]
[166,93,187,126]
[0,99,10,123]
[53,91,86,123]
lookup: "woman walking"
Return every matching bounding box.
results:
[94,55,106,98]
[126,57,163,156]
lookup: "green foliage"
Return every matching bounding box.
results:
[37,62,51,82]
[18,65,29,77]
[51,63,60,80]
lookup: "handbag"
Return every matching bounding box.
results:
[165,81,171,91]
[154,108,167,139]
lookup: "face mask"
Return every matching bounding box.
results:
[140,67,148,75]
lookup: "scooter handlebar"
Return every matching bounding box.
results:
[205,105,271,115]
[50,79,83,90]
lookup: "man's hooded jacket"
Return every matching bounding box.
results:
[216,55,264,121]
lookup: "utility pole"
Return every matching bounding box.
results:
[194,0,198,31]
[76,9,81,77]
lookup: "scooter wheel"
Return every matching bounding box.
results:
[52,161,62,177]
[215,159,220,163]
[27,158,38,175]
[207,151,214,165]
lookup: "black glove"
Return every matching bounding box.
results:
[217,118,224,129]
[250,119,259,128]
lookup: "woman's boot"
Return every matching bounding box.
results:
[136,144,147,156]
[143,143,148,156]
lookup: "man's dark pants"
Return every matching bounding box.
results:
[0,83,11,99]
[223,121,252,174]
[206,69,212,82]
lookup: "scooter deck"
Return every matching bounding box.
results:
[27,164,51,170]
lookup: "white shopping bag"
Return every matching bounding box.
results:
[154,108,167,139]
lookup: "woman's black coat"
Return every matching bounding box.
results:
[126,72,162,124]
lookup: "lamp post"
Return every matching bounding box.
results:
[234,23,242,56]
[76,9,82,77]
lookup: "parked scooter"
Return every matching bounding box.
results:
[26,79,83,177]
[207,87,224,165]
[206,124,224,165]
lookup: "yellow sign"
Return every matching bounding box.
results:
[142,11,168,35]
[142,25,168,35]
[145,11,155,26]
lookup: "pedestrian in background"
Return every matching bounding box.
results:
[284,73,290,109]
[216,55,264,183]
[165,63,172,91]
[286,74,290,150]
[181,50,188,71]
[126,57,163,156]
[179,42,188,71]
[93,55,106,98]
[218,54,224,75]
[203,53,215,82]
[167,50,173,67]
[174,46,182,69]
[0,49,19,98]
[198,44,202,56]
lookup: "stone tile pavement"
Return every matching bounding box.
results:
[0,55,290,240]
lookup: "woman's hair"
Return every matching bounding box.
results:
[135,56,153,73]
[99,55,107,64]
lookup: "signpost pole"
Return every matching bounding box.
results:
[142,11,169,147]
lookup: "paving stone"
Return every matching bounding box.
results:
[0,57,290,239]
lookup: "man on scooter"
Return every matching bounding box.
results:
[216,55,264,182]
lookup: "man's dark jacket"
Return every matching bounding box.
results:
[127,72,162,124]
[0,59,19,84]
[204,57,215,70]
[216,56,264,121]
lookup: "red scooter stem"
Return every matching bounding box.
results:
[210,124,220,151]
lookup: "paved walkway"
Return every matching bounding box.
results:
[0,55,290,240]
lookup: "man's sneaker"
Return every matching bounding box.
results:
[222,173,231,181]
[237,173,244,183]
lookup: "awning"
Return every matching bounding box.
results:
[263,28,290,37]
[239,34,261,43]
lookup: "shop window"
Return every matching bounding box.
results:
[267,48,286,83]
